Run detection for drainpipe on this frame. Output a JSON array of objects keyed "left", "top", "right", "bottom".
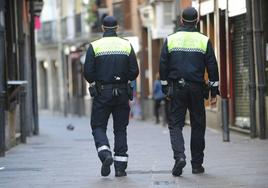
[
  {"left": 140, "top": 28, "right": 146, "bottom": 120},
  {"left": 29, "top": 0, "right": 39, "bottom": 135},
  {"left": 17, "top": 0, "right": 27, "bottom": 143},
  {"left": 253, "top": 0, "right": 266, "bottom": 139},
  {"left": 222, "top": 0, "right": 229, "bottom": 142},
  {"left": 246, "top": 0, "right": 257, "bottom": 138},
  {"left": 0, "top": 0, "right": 6, "bottom": 156},
  {"left": 147, "top": 26, "right": 153, "bottom": 99},
  {"left": 57, "top": 0, "right": 67, "bottom": 116}
]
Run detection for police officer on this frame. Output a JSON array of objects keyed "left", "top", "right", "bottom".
[
  {"left": 84, "top": 16, "right": 139, "bottom": 177},
  {"left": 159, "top": 7, "right": 219, "bottom": 176}
]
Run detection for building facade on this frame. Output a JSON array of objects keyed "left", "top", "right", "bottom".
[
  {"left": 36, "top": 0, "right": 144, "bottom": 117},
  {"left": 195, "top": 0, "right": 268, "bottom": 139},
  {"left": 36, "top": 0, "right": 91, "bottom": 116},
  {"left": 0, "top": 0, "right": 42, "bottom": 156},
  {"left": 35, "top": 0, "right": 268, "bottom": 139}
]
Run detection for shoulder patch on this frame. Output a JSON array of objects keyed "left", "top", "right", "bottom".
[
  {"left": 91, "top": 37, "right": 104, "bottom": 45},
  {"left": 119, "top": 37, "right": 129, "bottom": 41},
  {"left": 168, "top": 32, "right": 177, "bottom": 37}
]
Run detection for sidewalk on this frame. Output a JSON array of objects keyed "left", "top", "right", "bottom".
[{"left": 0, "top": 114, "right": 268, "bottom": 188}]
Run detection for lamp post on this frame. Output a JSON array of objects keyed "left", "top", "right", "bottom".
[{"left": 0, "top": 0, "right": 6, "bottom": 156}]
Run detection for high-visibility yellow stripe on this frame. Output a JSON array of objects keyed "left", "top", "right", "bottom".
[
  {"left": 167, "top": 32, "right": 208, "bottom": 54},
  {"left": 91, "top": 37, "right": 131, "bottom": 57}
]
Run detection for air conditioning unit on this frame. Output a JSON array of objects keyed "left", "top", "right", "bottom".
[
  {"left": 151, "top": 1, "right": 175, "bottom": 39},
  {"left": 139, "top": 5, "right": 154, "bottom": 27}
]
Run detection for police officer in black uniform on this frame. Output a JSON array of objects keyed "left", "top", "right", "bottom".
[
  {"left": 159, "top": 7, "right": 219, "bottom": 176},
  {"left": 84, "top": 16, "right": 139, "bottom": 177}
]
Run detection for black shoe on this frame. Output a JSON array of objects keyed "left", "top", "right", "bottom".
[
  {"left": 172, "top": 158, "right": 186, "bottom": 176},
  {"left": 192, "top": 166, "right": 205, "bottom": 174},
  {"left": 115, "top": 170, "right": 127, "bottom": 177},
  {"left": 101, "top": 156, "right": 113, "bottom": 177}
]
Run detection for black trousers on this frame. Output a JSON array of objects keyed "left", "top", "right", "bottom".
[
  {"left": 168, "top": 82, "right": 206, "bottom": 168},
  {"left": 154, "top": 98, "right": 169, "bottom": 124},
  {"left": 91, "top": 88, "right": 130, "bottom": 170}
]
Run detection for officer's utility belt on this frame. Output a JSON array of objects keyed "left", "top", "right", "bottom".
[
  {"left": 100, "top": 83, "right": 127, "bottom": 90},
  {"left": 89, "top": 82, "right": 133, "bottom": 100},
  {"left": 173, "top": 78, "right": 202, "bottom": 88},
  {"left": 172, "top": 79, "right": 210, "bottom": 99}
]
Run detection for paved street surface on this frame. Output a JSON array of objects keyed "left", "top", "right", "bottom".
[{"left": 0, "top": 114, "right": 268, "bottom": 188}]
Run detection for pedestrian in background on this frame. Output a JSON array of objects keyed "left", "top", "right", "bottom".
[
  {"left": 153, "top": 73, "right": 169, "bottom": 125},
  {"left": 84, "top": 16, "right": 139, "bottom": 177},
  {"left": 159, "top": 7, "right": 219, "bottom": 176}
]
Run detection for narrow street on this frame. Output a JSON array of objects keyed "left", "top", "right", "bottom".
[{"left": 0, "top": 114, "right": 268, "bottom": 188}]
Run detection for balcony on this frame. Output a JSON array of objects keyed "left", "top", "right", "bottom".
[
  {"left": 61, "top": 16, "right": 75, "bottom": 41},
  {"left": 37, "top": 12, "right": 90, "bottom": 44},
  {"left": 37, "top": 20, "right": 57, "bottom": 44},
  {"left": 61, "top": 12, "right": 90, "bottom": 43},
  {"left": 75, "top": 13, "right": 82, "bottom": 36}
]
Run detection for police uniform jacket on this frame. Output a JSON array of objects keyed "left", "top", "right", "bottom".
[
  {"left": 159, "top": 24, "right": 219, "bottom": 96},
  {"left": 84, "top": 30, "right": 139, "bottom": 84}
]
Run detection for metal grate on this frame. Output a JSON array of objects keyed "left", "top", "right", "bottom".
[
  {"left": 0, "top": 167, "right": 42, "bottom": 172},
  {"left": 232, "top": 14, "right": 250, "bottom": 120},
  {"left": 152, "top": 180, "right": 176, "bottom": 186},
  {"left": 127, "top": 170, "right": 171, "bottom": 174}
]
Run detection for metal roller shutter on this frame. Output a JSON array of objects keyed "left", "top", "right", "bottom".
[{"left": 231, "top": 14, "right": 250, "bottom": 129}]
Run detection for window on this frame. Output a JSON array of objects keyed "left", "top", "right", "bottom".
[{"left": 163, "top": 2, "right": 173, "bottom": 26}]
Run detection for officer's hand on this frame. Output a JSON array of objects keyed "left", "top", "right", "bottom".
[
  {"left": 211, "top": 87, "right": 220, "bottom": 97},
  {"left": 161, "top": 85, "right": 168, "bottom": 95},
  {"left": 210, "top": 97, "right": 217, "bottom": 107},
  {"left": 166, "top": 96, "right": 171, "bottom": 101}
]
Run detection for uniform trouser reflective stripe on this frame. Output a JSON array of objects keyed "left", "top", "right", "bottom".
[
  {"left": 209, "top": 81, "right": 219, "bottom": 86},
  {"left": 114, "top": 156, "right": 128, "bottom": 162},
  {"left": 97, "top": 145, "right": 110, "bottom": 152}
]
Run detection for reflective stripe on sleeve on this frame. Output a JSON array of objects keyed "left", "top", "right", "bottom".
[
  {"left": 97, "top": 145, "right": 111, "bottom": 152},
  {"left": 209, "top": 81, "right": 219, "bottom": 87},
  {"left": 161, "top": 80, "right": 168, "bottom": 85},
  {"left": 114, "top": 156, "right": 128, "bottom": 162}
]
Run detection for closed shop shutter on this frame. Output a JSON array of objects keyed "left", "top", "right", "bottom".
[{"left": 231, "top": 14, "right": 250, "bottom": 129}]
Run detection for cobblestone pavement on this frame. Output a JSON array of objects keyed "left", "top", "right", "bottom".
[{"left": 0, "top": 114, "right": 268, "bottom": 188}]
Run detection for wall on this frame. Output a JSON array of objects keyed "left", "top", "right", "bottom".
[
  {"left": 36, "top": 47, "right": 62, "bottom": 113},
  {"left": 262, "top": 0, "right": 268, "bottom": 137}
]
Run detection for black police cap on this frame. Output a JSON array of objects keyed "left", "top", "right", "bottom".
[
  {"left": 102, "top": 16, "right": 118, "bottom": 29},
  {"left": 182, "top": 7, "right": 198, "bottom": 23}
]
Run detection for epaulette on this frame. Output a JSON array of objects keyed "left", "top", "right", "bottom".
[
  {"left": 119, "top": 37, "right": 129, "bottom": 41},
  {"left": 90, "top": 37, "right": 103, "bottom": 44}
]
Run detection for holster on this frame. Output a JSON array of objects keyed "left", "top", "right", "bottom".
[
  {"left": 166, "top": 82, "right": 174, "bottom": 98},
  {"left": 127, "top": 83, "right": 133, "bottom": 101},
  {"left": 203, "top": 82, "right": 210, "bottom": 99},
  {"left": 88, "top": 83, "right": 99, "bottom": 97}
]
